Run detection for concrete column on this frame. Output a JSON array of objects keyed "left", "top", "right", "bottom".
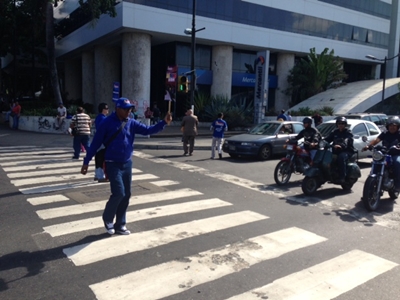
[
  {"left": 276, "top": 53, "right": 295, "bottom": 112},
  {"left": 122, "top": 32, "right": 151, "bottom": 102},
  {"left": 387, "top": 0, "right": 400, "bottom": 78},
  {"left": 211, "top": 45, "right": 233, "bottom": 99},
  {"left": 82, "top": 51, "right": 95, "bottom": 106},
  {"left": 94, "top": 46, "right": 121, "bottom": 111},
  {"left": 373, "top": 64, "right": 381, "bottom": 79},
  {"left": 64, "top": 58, "right": 81, "bottom": 102}
]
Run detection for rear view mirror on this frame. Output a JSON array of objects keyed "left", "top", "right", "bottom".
[{"left": 362, "top": 136, "right": 368, "bottom": 142}]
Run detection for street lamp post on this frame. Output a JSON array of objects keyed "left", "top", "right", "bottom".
[
  {"left": 184, "top": 0, "right": 205, "bottom": 114},
  {"left": 366, "top": 53, "right": 400, "bottom": 104}
]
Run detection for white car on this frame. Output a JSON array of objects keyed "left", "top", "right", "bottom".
[{"left": 316, "top": 119, "right": 381, "bottom": 159}]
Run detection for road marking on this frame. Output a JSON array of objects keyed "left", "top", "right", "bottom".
[
  {"left": 43, "top": 198, "right": 232, "bottom": 237},
  {"left": 11, "top": 173, "right": 157, "bottom": 187},
  {"left": 36, "top": 188, "right": 202, "bottom": 219},
  {"left": 89, "top": 227, "right": 326, "bottom": 299},
  {"left": 3, "top": 161, "right": 83, "bottom": 172},
  {"left": 0, "top": 153, "right": 73, "bottom": 161},
  {"left": 150, "top": 180, "right": 179, "bottom": 186},
  {"left": 134, "top": 151, "right": 400, "bottom": 231},
  {"left": 27, "top": 194, "right": 70, "bottom": 206},
  {"left": 0, "top": 149, "right": 71, "bottom": 157},
  {"left": 63, "top": 211, "right": 268, "bottom": 266},
  {"left": 134, "top": 152, "right": 286, "bottom": 198},
  {"left": 227, "top": 249, "right": 398, "bottom": 300},
  {"left": 6, "top": 167, "right": 142, "bottom": 179},
  {"left": 0, "top": 157, "right": 82, "bottom": 167}
]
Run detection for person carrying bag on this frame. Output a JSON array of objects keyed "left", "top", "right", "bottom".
[{"left": 95, "top": 120, "right": 127, "bottom": 182}]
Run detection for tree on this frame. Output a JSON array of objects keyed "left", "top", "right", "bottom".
[
  {"left": 0, "top": 0, "right": 117, "bottom": 105},
  {"left": 285, "top": 47, "right": 348, "bottom": 105}
]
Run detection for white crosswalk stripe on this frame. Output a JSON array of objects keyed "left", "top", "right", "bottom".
[
  {"left": 36, "top": 188, "right": 202, "bottom": 219},
  {"left": 63, "top": 211, "right": 268, "bottom": 266},
  {"left": 43, "top": 198, "right": 232, "bottom": 237},
  {"left": 89, "top": 227, "right": 326, "bottom": 300},
  {"left": 227, "top": 250, "right": 398, "bottom": 300},
  {"left": 1, "top": 146, "right": 398, "bottom": 299}
]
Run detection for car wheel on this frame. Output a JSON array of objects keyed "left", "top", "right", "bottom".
[{"left": 258, "top": 144, "right": 272, "bottom": 160}]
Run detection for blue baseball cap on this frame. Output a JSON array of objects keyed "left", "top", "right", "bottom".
[{"left": 116, "top": 97, "right": 134, "bottom": 109}]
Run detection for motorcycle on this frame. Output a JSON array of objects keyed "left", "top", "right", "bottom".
[
  {"left": 301, "top": 140, "right": 361, "bottom": 195},
  {"left": 274, "top": 139, "right": 312, "bottom": 185},
  {"left": 362, "top": 145, "right": 399, "bottom": 211}
]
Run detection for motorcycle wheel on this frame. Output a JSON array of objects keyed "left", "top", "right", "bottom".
[
  {"left": 302, "top": 176, "right": 319, "bottom": 195},
  {"left": 341, "top": 181, "right": 354, "bottom": 191},
  {"left": 388, "top": 189, "right": 399, "bottom": 200},
  {"left": 362, "top": 176, "right": 380, "bottom": 211},
  {"left": 274, "top": 161, "right": 292, "bottom": 185}
]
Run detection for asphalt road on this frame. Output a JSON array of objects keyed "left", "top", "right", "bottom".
[{"left": 1, "top": 125, "right": 400, "bottom": 300}]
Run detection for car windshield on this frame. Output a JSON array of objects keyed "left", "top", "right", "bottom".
[
  {"left": 249, "top": 122, "right": 280, "bottom": 135},
  {"left": 316, "top": 123, "right": 350, "bottom": 138}
]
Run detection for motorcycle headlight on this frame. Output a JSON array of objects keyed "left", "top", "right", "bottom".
[{"left": 372, "top": 150, "right": 384, "bottom": 161}]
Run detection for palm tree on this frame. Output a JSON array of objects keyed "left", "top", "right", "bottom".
[{"left": 285, "top": 47, "right": 348, "bottom": 104}]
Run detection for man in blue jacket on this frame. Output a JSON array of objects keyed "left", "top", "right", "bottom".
[{"left": 81, "top": 97, "right": 172, "bottom": 235}]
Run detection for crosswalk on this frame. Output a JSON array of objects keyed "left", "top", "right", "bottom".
[{"left": 1, "top": 146, "right": 398, "bottom": 299}]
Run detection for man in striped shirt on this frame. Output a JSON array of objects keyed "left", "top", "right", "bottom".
[{"left": 70, "top": 107, "right": 92, "bottom": 159}]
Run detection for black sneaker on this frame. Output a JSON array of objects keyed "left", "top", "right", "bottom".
[
  {"left": 115, "top": 226, "right": 131, "bottom": 235},
  {"left": 72, "top": 156, "right": 79, "bottom": 159},
  {"left": 219, "top": 153, "right": 222, "bottom": 159}
]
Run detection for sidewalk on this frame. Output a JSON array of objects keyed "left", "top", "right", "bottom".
[
  {"left": 132, "top": 125, "right": 246, "bottom": 150},
  {"left": 0, "top": 122, "right": 246, "bottom": 151}
]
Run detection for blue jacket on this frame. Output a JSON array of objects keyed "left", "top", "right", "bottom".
[
  {"left": 84, "top": 112, "right": 166, "bottom": 165},
  {"left": 95, "top": 113, "right": 107, "bottom": 129}
]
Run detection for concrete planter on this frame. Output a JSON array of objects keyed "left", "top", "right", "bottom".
[{"left": 6, "top": 115, "right": 73, "bottom": 134}]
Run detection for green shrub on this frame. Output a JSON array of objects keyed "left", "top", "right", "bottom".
[{"left": 203, "top": 95, "right": 253, "bottom": 128}]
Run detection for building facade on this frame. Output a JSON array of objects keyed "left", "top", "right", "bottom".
[{"left": 54, "top": 0, "right": 399, "bottom": 117}]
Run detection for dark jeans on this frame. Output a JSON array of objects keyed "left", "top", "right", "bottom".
[
  {"left": 73, "top": 135, "right": 90, "bottom": 158},
  {"left": 183, "top": 135, "right": 195, "bottom": 154},
  {"left": 12, "top": 115, "right": 19, "bottom": 129},
  {"left": 103, "top": 160, "right": 132, "bottom": 229}
]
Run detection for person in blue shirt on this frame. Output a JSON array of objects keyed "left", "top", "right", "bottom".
[
  {"left": 277, "top": 109, "right": 287, "bottom": 121},
  {"left": 81, "top": 97, "right": 172, "bottom": 235},
  {"left": 210, "top": 112, "right": 228, "bottom": 159},
  {"left": 93, "top": 103, "right": 109, "bottom": 182}
]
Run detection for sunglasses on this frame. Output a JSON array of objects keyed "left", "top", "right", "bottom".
[{"left": 337, "top": 122, "right": 346, "bottom": 125}]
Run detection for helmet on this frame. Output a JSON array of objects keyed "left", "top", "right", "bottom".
[
  {"left": 302, "top": 117, "right": 312, "bottom": 125},
  {"left": 335, "top": 116, "right": 347, "bottom": 126},
  {"left": 386, "top": 116, "right": 400, "bottom": 130}
]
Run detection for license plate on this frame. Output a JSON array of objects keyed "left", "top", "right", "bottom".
[
  {"left": 286, "top": 145, "right": 293, "bottom": 150},
  {"left": 229, "top": 145, "right": 236, "bottom": 151}
]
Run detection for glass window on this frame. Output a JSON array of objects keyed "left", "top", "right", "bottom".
[
  {"left": 369, "top": 116, "right": 381, "bottom": 125},
  {"left": 366, "top": 122, "right": 380, "bottom": 136},
  {"left": 352, "top": 123, "right": 368, "bottom": 136},
  {"left": 293, "top": 123, "right": 304, "bottom": 133}
]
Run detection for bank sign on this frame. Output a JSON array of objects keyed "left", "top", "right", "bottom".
[{"left": 253, "top": 50, "right": 270, "bottom": 124}]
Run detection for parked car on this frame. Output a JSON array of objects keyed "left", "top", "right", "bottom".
[
  {"left": 336, "top": 113, "right": 388, "bottom": 132},
  {"left": 316, "top": 119, "right": 381, "bottom": 159},
  {"left": 222, "top": 121, "right": 304, "bottom": 160}
]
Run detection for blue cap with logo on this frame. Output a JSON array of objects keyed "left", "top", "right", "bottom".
[{"left": 116, "top": 97, "right": 134, "bottom": 109}]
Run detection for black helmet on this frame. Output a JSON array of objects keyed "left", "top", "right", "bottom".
[
  {"left": 302, "top": 117, "right": 312, "bottom": 125},
  {"left": 386, "top": 116, "right": 400, "bottom": 130},
  {"left": 335, "top": 116, "right": 347, "bottom": 126}
]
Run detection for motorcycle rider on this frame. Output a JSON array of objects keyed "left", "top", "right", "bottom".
[
  {"left": 289, "top": 117, "right": 321, "bottom": 159},
  {"left": 362, "top": 116, "right": 400, "bottom": 192},
  {"left": 324, "top": 117, "right": 355, "bottom": 183}
]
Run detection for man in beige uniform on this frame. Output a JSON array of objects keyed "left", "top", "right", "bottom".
[{"left": 181, "top": 109, "right": 198, "bottom": 156}]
